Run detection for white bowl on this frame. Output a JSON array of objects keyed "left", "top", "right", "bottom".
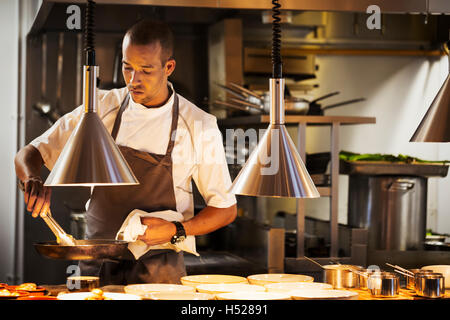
[
  {"left": 216, "top": 291, "right": 291, "bottom": 300},
  {"left": 264, "top": 282, "right": 332, "bottom": 293},
  {"left": 196, "top": 283, "right": 265, "bottom": 295},
  {"left": 289, "top": 289, "right": 359, "bottom": 300},
  {"left": 57, "top": 292, "right": 141, "bottom": 300},
  {"left": 180, "top": 275, "right": 248, "bottom": 287},
  {"left": 247, "top": 274, "right": 314, "bottom": 286},
  {"left": 145, "top": 292, "right": 214, "bottom": 300},
  {"left": 421, "top": 265, "right": 450, "bottom": 289},
  {"left": 124, "top": 284, "right": 195, "bottom": 296}
]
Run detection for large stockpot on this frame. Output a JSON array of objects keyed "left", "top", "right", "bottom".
[
  {"left": 323, "top": 265, "right": 363, "bottom": 289},
  {"left": 348, "top": 175, "right": 427, "bottom": 251}
]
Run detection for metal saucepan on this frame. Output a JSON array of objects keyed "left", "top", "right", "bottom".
[
  {"left": 323, "top": 264, "right": 363, "bottom": 289},
  {"left": 415, "top": 272, "right": 446, "bottom": 298},
  {"left": 34, "top": 239, "right": 130, "bottom": 260},
  {"left": 367, "top": 272, "right": 400, "bottom": 298}
]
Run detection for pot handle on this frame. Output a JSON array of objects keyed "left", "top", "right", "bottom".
[{"left": 387, "top": 179, "right": 415, "bottom": 191}]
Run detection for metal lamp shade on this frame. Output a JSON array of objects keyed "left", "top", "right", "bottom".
[
  {"left": 230, "top": 78, "right": 319, "bottom": 198},
  {"left": 410, "top": 73, "right": 450, "bottom": 142},
  {"left": 230, "top": 124, "right": 320, "bottom": 198},
  {"left": 44, "top": 112, "right": 139, "bottom": 186}
]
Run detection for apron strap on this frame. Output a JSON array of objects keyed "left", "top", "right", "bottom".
[{"left": 111, "top": 90, "right": 179, "bottom": 157}]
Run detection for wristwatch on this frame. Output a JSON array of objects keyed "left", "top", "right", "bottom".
[{"left": 170, "top": 221, "right": 186, "bottom": 244}]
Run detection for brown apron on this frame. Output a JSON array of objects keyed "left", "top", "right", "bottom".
[{"left": 79, "top": 92, "right": 187, "bottom": 285}]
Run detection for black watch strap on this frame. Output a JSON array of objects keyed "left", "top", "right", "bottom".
[{"left": 170, "top": 221, "right": 186, "bottom": 244}]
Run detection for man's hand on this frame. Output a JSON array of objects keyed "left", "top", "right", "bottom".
[
  {"left": 137, "top": 217, "right": 177, "bottom": 246},
  {"left": 23, "top": 176, "right": 52, "bottom": 218}
]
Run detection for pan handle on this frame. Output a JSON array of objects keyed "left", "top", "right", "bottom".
[
  {"left": 310, "top": 91, "right": 340, "bottom": 104},
  {"left": 321, "top": 98, "right": 366, "bottom": 111}
]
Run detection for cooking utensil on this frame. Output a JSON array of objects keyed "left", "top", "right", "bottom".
[
  {"left": 213, "top": 100, "right": 262, "bottom": 113},
  {"left": 415, "top": 273, "right": 446, "bottom": 298},
  {"left": 17, "top": 182, "right": 76, "bottom": 246},
  {"left": 401, "top": 269, "right": 433, "bottom": 289},
  {"left": 228, "top": 82, "right": 263, "bottom": 101},
  {"left": 41, "top": 210, "right": 77, "bottom": 246},
  {"left": 303, "top": 256, "right": 326, "bottom": 269},
  {"left": 229, "top": 97, "right": 265, "bottom": 112},
  {"left": 308, "top": 97, "right": 366, "bottom": 116},
  {"left": 34, "top": 239, "right": 130, "bottom": 260},
  {"left": 323, "top": 264, "right": 363, "bottom": 289},
  {"left": 367, "top": 272, "right": 400, "bottom": 298},
  {"left": 421, "top": 265, "right": 450, "bottom": 289},
  {"left": 385, "top": 263, "right": 414, "bottom": 276}
]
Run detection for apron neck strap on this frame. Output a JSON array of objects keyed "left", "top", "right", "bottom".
[{"left": 111, "top": 90, "right": 179, "bottom": 157}]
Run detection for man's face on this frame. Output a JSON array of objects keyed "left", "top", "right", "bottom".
[{"left": 122, "top": 36, "right": 175, "bottom": 106}]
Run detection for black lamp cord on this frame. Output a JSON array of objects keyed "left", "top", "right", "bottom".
[
  {"left": 85, "top": 0, "right": 96, "bottom": 66},
  {"left": 271, "top": 0, "right": 282, "bottom": 79}
]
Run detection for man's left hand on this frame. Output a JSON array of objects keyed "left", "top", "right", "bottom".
[{"left": 137, "top": 217, "right": 177, "bottom": 246}]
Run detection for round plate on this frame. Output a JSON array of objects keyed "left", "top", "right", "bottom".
[
  {"left": 180, "top": 275, "right": 248, "bottom": 287},
  {"left": 290, "top": 289, "right": 359, "bottom": 300},
  {"left": 145, "top": 292, "right": 214, "bottom": 300},
  {"left": 0, "top": 290, "right": 30, "bottom": 300},
  {"left": 247, "top": 274, "right": 314, "bottom": 286},
  {"left": 17, "top": 296, "right": 58, "bottom": 300},
  {"left": 57, "top": 292, "right": 141, "bottom": 300},
  {"left": 264, "top": 282, "right": 332, "bottom": 293},
  {"left": 124, "top": 284, "right": 195, "bottom": 296},
  {"left": 7, "top": 285, "right": 47, "bottom": 296},
  {"left": 216, "top": 291, "right": 291, "bottom": 300},
  {"left": 196, "top": 283, "right": 266, "bottom": 295}
]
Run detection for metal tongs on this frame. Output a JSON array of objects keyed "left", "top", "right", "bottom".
[
  {"left": 40, "top": 209, "right": 77, "bottom": 246},
  {"left": 19, "top": 181, "right": 77, "bottom": 246}
]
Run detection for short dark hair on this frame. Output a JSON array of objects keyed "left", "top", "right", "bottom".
[{"left": 124, "top": 19, "right": 174, "bottom": 65}]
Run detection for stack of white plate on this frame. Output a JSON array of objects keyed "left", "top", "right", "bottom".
[{"left": 264, "top": 282, "right": 332, "bottom": 293}]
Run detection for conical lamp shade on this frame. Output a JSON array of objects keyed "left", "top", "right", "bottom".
[
  {"left": 410, "top": 73, "right": 450, "bottom": 142},
  {"left": 44, "top": 112, "right": 139, "bottom": 186},
  {"left": 230, "top": 123, "right": 320, "bottom": 198}
]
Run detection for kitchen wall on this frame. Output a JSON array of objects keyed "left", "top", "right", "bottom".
[{"left": 265, "top": 53, "right": 449, "bottom": 235}]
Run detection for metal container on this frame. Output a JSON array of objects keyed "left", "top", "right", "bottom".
[
  {"left": 368, "top": 272, "right": 400, "bottom": 298},
  {"left": 348, "top": 175, "right": 427, "bottom": 251},
  {"left": 406, "top": 269, "right": 433, "bottom": 290},
  {"left": 415, "top": 273, "right": 446, "bottom": 298},
  {"left": 357, "top": 269, "right": 382, "bottom": 290},
  {"left": 323, "top": 265, "right": 362, "bottom": 289}
]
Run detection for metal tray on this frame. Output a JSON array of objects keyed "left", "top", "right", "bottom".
[{"left": 339, "top": 160, "right": 449, "bottom": 177}]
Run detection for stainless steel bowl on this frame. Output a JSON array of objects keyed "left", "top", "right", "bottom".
[
  {"left": 368, "top": 272, "right": 400, "bottom": 298},
  {"left": 415, "top": 273, "right": 446, "bottom": 298},
  {"left": 323, "top": 265, "right": 363, "bottom": 289}
]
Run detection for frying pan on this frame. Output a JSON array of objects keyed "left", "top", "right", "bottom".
[{"left": 34, "top": 240, "right": 130, "bottom": 260}]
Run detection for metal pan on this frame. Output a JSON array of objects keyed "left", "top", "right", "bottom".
[{"left": 34, "top": 239, "right": 130, "bottom": 260}]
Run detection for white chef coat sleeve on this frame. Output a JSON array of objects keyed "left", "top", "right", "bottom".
[
  {"left": 29, "top": 105, "right": 84, "bottom": 171},
  {"left": 192, "top": 117, "right": 237, "bottom": 208}
]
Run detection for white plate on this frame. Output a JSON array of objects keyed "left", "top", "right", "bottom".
[
  {"left": 216, "top": 291, "right": 291, "bottom": 300},
  {"left": 421, "top": 265, "right": 450, "bottom": 289},
  {"left": 196, "top": 283, "right": 265, "bottom": 295},
  {"left": 145, "top": 292, "right": 214, "bottom": 300},
  {"left": 289, "top": 289, "right": 359, "bottom": 300},
  {"left": 264, "top": 282, "right": 332, "bottom": 293},
  {"left": 247, "top": 274, "right": 314, "bottom": 286},
  {"left": 57, "top": 292, "right": 141, "bottom": 300},
  {"left": 124, "top": 284, "right": 195, "bottom": 295},
  {"left": 180, "top": 275, "right": 248, "bottom": 287}
]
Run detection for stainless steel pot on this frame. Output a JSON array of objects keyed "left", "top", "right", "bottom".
[
  {"left": 368, "top": 272, "right": 400, "bottom": 298},
  {"left": 415, "top": 273, "right": 446, "bottom": 298},
  {"left": 348, "top": 176, "right": 427, "bottom": 251},
  {"left": 406, "top": 269, "right": 433, "bottom": 290},
  {"left": 358, "top": 269, "right": 382, "bottom": 290},
  {"left": 323, "top": 265, "right": 363, "bottom": 289}
]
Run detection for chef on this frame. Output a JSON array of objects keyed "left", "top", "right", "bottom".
[{"left": 14, "top": 19, "right": 237, "bottom": 284}]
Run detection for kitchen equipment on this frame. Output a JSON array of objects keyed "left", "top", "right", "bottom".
[
  {"left": 347, "top": 175, "right": 428, "bottom": 251},
  {"left": 57, "top": 292, "right": 141, "bottom": 300},
  {"left": 145, "top": 292, "right": 214, "bottom": 300},
  {"left": 34, "top": 239, "right": 130, "bottom": 260},
  {"left": 367, "top": 272, "right": 400, "bottom": 298},
  {"left": 124, "top": 284, "right": 195, "bottom": 296},
  {"left": 195, "top": 283, "right": 265, "bottom": 295},
  {"left": 216, "top": 291, "right": 291, "bottom": 300},
  {"left": 421, "top": 265, "right": 450, "bottom": 289},
  {"left": 323, "top": 265, "right": 363, "bottom": 289},
  {"left": 264, "top": 282, "right": 332, "bottom": 293},
  {"left": 307, "top": 97, "right": 366, "bottom": 116},
  {"left": 289, "top": 289, "right": 359, "bottom": 300},
  {"left": 357, "top": 269, "right": 382, "bottom": 290},
  {"left": 415, "top": 273, "right": 446, "bottom": 298},
  {"left": 306, "top": 152, "right": 331, "bottom": 175},
  {"left": 66, "top": 276, "right": 100, "bottom": 292},
  {"left": 180, "top": 275, "right": 248, "bottom": 287},
  {"left": 247, "top": 273, "right": 314, "bottom": 286}
]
